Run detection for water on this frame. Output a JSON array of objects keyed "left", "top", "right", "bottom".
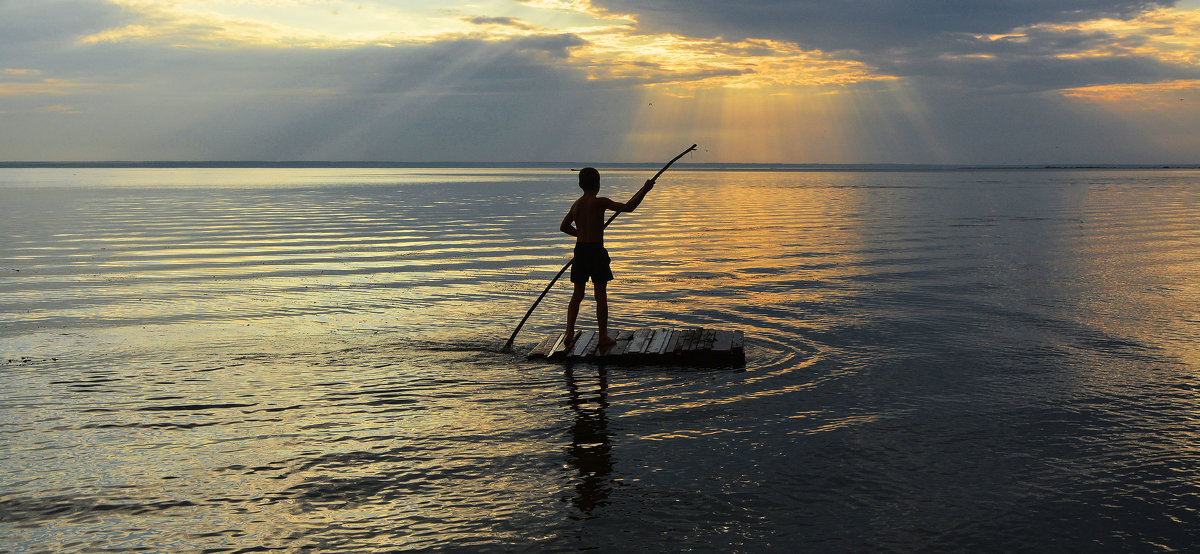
[{"left": 2, "top": 167, "right": 1198, "bottom": 551}]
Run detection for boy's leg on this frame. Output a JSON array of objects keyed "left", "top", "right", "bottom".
[
  {"left": 594, "top": 280, "right": 615, "bottom": 346},
  {"left": 566, "top": 280, "right": 586, "bottom": 342}
]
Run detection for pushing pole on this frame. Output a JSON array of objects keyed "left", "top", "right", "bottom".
[{"left": 502, "top": 144, "right": 697, "bottom": 352}]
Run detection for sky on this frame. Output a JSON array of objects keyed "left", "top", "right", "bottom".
[{"left": 2, "top": 0, "right": 1200, "bottom": 164}]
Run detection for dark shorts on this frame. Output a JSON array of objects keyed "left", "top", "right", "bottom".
[{"left": 570, "top": 242, "right": 614, "bottom": 284}]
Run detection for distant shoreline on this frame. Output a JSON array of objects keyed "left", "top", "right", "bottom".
[{"left": 1, "top": 161, "right": 1197, "bottom": 171}]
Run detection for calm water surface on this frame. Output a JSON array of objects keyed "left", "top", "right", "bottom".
[{"left": 2, "top": 167, "right": 1199, "bottom": 551}]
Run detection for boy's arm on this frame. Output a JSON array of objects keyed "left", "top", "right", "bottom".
[
  {"left": 606, "top": 179, "right": 655, "bottom": 213},
  {"left": 560, "top": 202, "right": 578, "bottom": 237}
]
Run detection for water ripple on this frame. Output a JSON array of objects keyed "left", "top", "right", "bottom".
[{"left": 2, "top": 168, "right": 1199, "bottom": 551}]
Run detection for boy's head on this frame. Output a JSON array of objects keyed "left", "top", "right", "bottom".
[{"left": 578, "top": 167, "right": 599, "bottom": 192}]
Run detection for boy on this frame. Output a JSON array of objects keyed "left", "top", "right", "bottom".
[{"left": 560, "top": 167, "right": 655, "bottom": 347}]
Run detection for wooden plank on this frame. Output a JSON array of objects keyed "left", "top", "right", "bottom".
[
  {"left": 626, "top": 328, "right": 652, "bottom": 354},
  {"left": 681, "top": 328, "right": 700, "bottom": 350},
  {"left": 582, "top": 332, "right": 601, "bottom": 357},
  {"left": 531, "top": 327, "right": 745, "bottom": 365},
  {"left": 647, "top": 328, "right": 670, "bottom": 355},
  {"left": 668, "top": 329, "right": 684, "bottom": 353},
  {"left": 570, "top": 330, "right": 597, "bottom": 358},
  {"left": 532, "top": 334, "right": 560, "bottom": 357},
  {"left": 643, "top": 328, "right": 662, "bottom": 354},
  {"left": 664, "top": 329, "right": 683, "bottom": 354},
  {"left": 712, "top": 330, "right": 735, "bottom": 352},
  {"left": 655, "top": 328, "right": 672, "bottom": 354},
  {"left": 605, "top": 330, "right": 635, "bottom": 356},
  {"left": 595, "top": 330, "right": 620, "bottom": 356},
  {"left": 527, "top": 334, "right": 552, "bottom": 358},
  {"left": 547, "top": 332, "right": 567, "bottom": 358},
  {"left": 541, "top": 334, "right": 560, "bottom": 356},
  {"left": 549, "top": 331, "right": 579, "bottom": 359},
  {"left": 623, "top": 329, "right": 643, "bottom": 354},
  {"left": 686, "top": 328, "right": 704, "bottom": 352},
  {"left": 640, "top": 328, "right": 658, "bottom": 354},
  {"left": 676, "top": 329, "right": 696, "bottom": 352}
]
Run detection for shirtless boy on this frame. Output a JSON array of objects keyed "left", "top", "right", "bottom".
[{"left": 560, "top": 167, "right": 654, "bottom": 347}]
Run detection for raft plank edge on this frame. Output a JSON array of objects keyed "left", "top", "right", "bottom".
[{"left": 527, "top": 326, "right": 745, "bottom": 367}]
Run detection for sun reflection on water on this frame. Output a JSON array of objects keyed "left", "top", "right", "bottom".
[{"left": 3, "top": 167, "right": 1200, "bottom": 551}]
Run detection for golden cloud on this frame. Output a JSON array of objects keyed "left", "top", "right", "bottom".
[
  {"left": 78, "top": 1, "right": 1200, "bottom": 96},
  {"left": 76, "top": 5, "right": 346, "bottom": 48},
  {"left": 1060, "top": 79, "right": 1200, "bottom": 104},
  {"left": 519, "top": 0, "right": 632, "bottom": 21},
  {"left": 39, "top": 104, "right": 83, "bottom": 114},
  {"left": 0, "top": 78, "right": 98, "bottom": 96},
  {"left": 569, "top": 32, "right": 896, "bottom": 91},
  {"left": 1008, "top": 7, "right": 1200, "bottom": 65},
  {"left": 70, "top": 1, "right": 897, "bottom": 92}
]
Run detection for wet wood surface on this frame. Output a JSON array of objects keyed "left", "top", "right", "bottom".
[{"left": 527, "top": 327, "right": 745, "bottom": 366}]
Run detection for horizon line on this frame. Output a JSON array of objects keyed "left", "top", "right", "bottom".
[{"left": 1, "top": 161, "right": 1197, "bottom": 171}]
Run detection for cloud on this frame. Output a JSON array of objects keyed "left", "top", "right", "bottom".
[
  {"left": 862, "top": 8, "right": 1200, "bottom": 92},
  {"left": 38, "top": 104, "right": 83, "bottom": 114},
  {"left": 72, "top": 3, "right": 355, "bottom": 48},
  {"left": 2, "top": 0, "right": 1198, "bottom": 163},
  {"left": 10, "top": 0, "right": 892, "bottom": 94},
  {"left": 590, "top": 0, "right": 1200, "bottom": 92},
  {"left": 570, "top": 34, "right": 895, "bottom": 91},
  {"left": 0, "top": 18, "right": 638, "bottom": 161},
  {"left": 593, "top": 0, "right": 1178, "bottom": 51},
  {"left": 0, "top": 0, "right": 125, "bottom": 46},
  {"left": 460, "top": 16, "right": 539, "bottom": 31},
  {"left": 0, "top": 77, "right": 100, "bottom": 97},
  {"left": 520, "top": 0, "right": 630, "bottom": 20},
  {"left": 1062, "top": 78, "right": 1200, "bottom": 102}
]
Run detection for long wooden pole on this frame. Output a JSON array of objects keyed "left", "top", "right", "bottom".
[{"left": 502, "top": 144, "right": 697, "bottom": 352}]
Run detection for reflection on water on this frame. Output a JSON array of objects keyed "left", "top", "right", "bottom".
[
  {"left": 565, "top": 366, "right": 613, "bottom": 514},
  {"left": 1, "top": 167, "right": 1199, "bottom": 551}
]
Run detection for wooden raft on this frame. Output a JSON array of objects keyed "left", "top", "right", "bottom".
[{"left": 527, "top": 327, "right": 745, "bottom": 366}]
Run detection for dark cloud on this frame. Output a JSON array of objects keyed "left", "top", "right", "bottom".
[
  {"left": 461, "top": 16, "right": 538, "bottom": 30},
  {"left": 2, "top": 1, "right": 1196, "bottom": 163},
  {"left": 510, "top": 33, "right": 589, "bottom": 59},
  {"left": 0, "top": 0, "right": 124, "bottom": 47},
  {"left": 0, "top": 30, "right": 635, "bottom": 161},
  {"left": 880, "top": 51, "right": 1200, "bottom": 94},
  {"left": 866, "top": 26, "right": 1200, "bottom": 92},
  {"left": 594, "top": 0, "right": 1191, "bottom": 90},
  {"left": 595, "top": 0, "right": 1176, "bottom": 50}
]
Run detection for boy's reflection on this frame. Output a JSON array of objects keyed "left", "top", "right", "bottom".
[{"left": 564, "top": 365, "right": 613, "bottom": 514}]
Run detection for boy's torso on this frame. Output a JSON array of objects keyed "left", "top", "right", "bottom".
[{"left": 573, "top": 194, "right": 610, "bottom": 243}]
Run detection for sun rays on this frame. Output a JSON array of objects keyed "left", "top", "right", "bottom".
[{"left": 4, "top": 0, "right": 1200, "bottom": 162}]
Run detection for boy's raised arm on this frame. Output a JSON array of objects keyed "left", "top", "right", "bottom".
[{"left": 609, "top": 179, "right": 656, "bottom": 213}]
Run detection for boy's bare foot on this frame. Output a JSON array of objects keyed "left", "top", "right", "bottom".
[
  {"left": 562, "top": 331, "right": 575, "bottom": 346},
  {"left": 598, "top": 335, "right": 617, "bottom": 347}
]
